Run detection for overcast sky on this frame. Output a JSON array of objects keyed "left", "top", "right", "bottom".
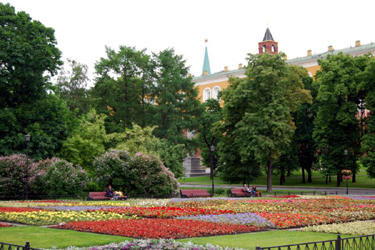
[{"left": 5, "top": 0, "right": 375, "bottom": 86}]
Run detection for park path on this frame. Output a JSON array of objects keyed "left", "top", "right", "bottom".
[{"left": 180, "top": 183, "right": 375, "bottom": 195}]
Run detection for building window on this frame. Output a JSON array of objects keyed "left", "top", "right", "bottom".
[
  {"left": 203, "top": 88, "right": 211, "bottom": 102},
  {"left": 263, "top": 45, "right": 266, "bottom": 53},
  {"left": 212, "top": 86, "right": 220, "bottom": 100},
  {"left": 272, "top": 45, "right": 275, "bottom": 52}
]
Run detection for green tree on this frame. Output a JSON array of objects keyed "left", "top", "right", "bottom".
[
  {"left": 59, "top": 109, "right": 107, "bottom": 173},
  {"left": 55, "top": 59, "right": 91, "bottom": 116},
  {"left": 152, "top": 48, "right": 202, "bottom": 149},
  {"left": 216, "top": 53, "right": 311, "bottom": 191},
  {"left": 197, "top": 99, "right": 222, "bottom": 172},
  {"left": 0, "top": 3, "right": 62, "bottom": 108},
  {"left": 93, "top": 46, "right": 154, "bottom": 132},
  {"left": 313, "top": 53, "right": 365, "bottom": 187},
  {"left": 358, "top": 55, "right": 375, "bottom": 178}
]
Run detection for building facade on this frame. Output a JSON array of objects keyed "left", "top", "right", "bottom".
[{"left": 194, "top": 28, "right": 375, "bottom": 103}]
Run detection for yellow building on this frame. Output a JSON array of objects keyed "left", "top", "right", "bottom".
[{"left": 194, "top": 29, "right": 375, "bottom": 103}]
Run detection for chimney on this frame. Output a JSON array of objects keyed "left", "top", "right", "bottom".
[
  {"left": 307, "top": 50, "right": 312, "bottom": 56},
  {"left": 328, "top": 45, "right": 333, "bottom": 52},
  {"left": 204, "top": 70, "right": 208, "bottom": 76},
  {"left": 238, "top": 63, "right": 243, "bottom": 69},
  {"left": 355, "top": 40, "right": 361, "bottom": 47},
  {"left": 224, "top": 66, "right": 228, "bottom": 72}
]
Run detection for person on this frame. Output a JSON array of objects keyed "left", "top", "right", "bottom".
[
  {"left": 242, "top": 184, "right": 251, "bottom": 196},
  {"left": 252, "top": 185, "right": 257, "bottom": 197},
  {"left": 105, "top": 185, "right": 114, "bottom": 199}
]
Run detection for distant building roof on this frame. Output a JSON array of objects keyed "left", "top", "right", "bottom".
[{"left": 263, "top": 28, "right": 274, "bottom": 41}]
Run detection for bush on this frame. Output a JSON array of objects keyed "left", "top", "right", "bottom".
[
  {"left": 32, "top": 158, "right": 88, "bottom": 196},
  {"left": 0, "top": 154, "right": 37, "bottom": 197},
  {"left": 94, "top": 150, "right": 179, "bottom": 196}
]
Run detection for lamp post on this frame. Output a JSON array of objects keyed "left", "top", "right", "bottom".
[
  {"left": 344, "top": 149, "right": 348, "bottom": 195},
  {"left": 25, "top": 133, "right": 30, "bottom": 200},
  {"left": 210, "top": 145, "right": 215, "bottom": 196}
]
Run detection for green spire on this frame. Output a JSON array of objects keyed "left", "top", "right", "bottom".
[{"left": 202, "top": 40, "right": 211, "bottom": 76}]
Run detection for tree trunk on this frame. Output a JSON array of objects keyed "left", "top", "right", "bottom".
[
  {"left": 352, "top": 172, "right": 356, "bottom": 183},
  {"left": 336, "top": 171, "right": 341, "bottom": 187},
  {"left": 267, "top": 157, "right": 273, "bottom": 192},
  {"left": 280, "top": 173, "right": 285, "bottom": 185},
  {"left": 307, "top": 168, "right": 312, "bottom": 183},
  {"left": 325, "top": 175, "right": 328, "bottom": 184},
  {"left": 329, "top": 174, "right": 331, "bottom": 182},
  {"left": 302, "top": 166, "right": 306, "bottom": 183}
]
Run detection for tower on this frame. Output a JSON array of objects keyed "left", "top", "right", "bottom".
[
  {"left": 258, "top": 28, "right": 278, "bottom": 54},
  {"left": 202, "top": 39, "right": 211, "bottom": 76}
]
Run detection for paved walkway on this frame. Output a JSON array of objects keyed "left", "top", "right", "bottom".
[{"left": 180, "top": 183, "right": 375, "bottom": 195}]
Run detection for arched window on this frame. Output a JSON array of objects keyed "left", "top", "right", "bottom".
[
  {"left": 203, "top": 88, "right": 211, "bottom": 102},
  {"left": 262, "top": 45, "right": 266, "bottom": 53},
  {"left": 271, "top": 45, "right": 275, "bottom": 52},
  {"left": 212, "top": 86, "right": 221, "bottom": 100}
]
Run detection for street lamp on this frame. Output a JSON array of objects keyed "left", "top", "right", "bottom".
[
  {"left": 25, "top": 134, "right": 30, "bottom": 200},
  {"left": 210, "top": 145, "right": 215, "bottom": 196}
]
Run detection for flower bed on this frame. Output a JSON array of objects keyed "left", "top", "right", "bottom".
[
  {"left": 0, "top": 222, "right": 11, "bottom": 227},
  {"left": 98, "top": 206, "right": 234, "bottom": 218},
  {"left": 57, "top": 218, "right": 263, "bottom": 239},
  {"left": 302, "top": 221, "right": 375, "bottom": 235},
  {"left": 0, "top": 207, "right": 44, "bottom": 213},
  {"left": 0, "top": 210, "right": 131, "bottom": 226}
]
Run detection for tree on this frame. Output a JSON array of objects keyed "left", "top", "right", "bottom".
[
  {"left": 313, "top": 53, "right": 365, "bottom": 187},
  {"left": 0, "top": 3, "right": 62, "bottom": 108},
  {"left": 93, "top": 46, "right": 154, "bottom": 132},
  {"left": 152, "top": 48, "right": 202, "bottom": 149},
  {"left": 197, "top": 99, "right": 222, "bottom": 172},
  {"left": 58, "top": 109, "right": 107, "bottom": 173},
  {"left": 216, "top": 53, "right": 311, "bottom": 191},
  {"left": 358, "top": 56, "right": 375, "bottom": 178},
  {"left": 55, "top": 59, "right": 91, "bottom": 116}
]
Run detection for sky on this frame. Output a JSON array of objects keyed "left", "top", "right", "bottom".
[{"left": 5, "top": 0, "right": 375, "bottom": 86}]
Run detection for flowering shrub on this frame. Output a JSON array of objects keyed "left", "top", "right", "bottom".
[
  {"left": 302, "top": 221, "right": 375, "bottom": 235},
  {"left": 94, "top": 150, "right": 178, "bottom": 196},
  {"left": 32, "top": 158, "right": 88, "bottom": 196},
  {"left": 57, "top": 218, "right": 263, "bottom": 239},
  {"left": 0, "top": 222, "right": 11, "bottom": 227},
  {"left": 0, "top": 154, "right": 37, "bottom": 197},
  {"left": 98, "top": 206, "right": 234, "bottom": 218}
]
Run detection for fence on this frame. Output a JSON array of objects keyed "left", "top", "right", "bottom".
[
  {"left": 0, "top": 241, "right": 40, "bottom": 250},
  {"left": 272, "top": 190, "right": 375, "bottom": 196},
  {"left": 256, "top": 234, "right": 375, "bottom": 250}
]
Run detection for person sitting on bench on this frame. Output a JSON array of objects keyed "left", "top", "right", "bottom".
[
  {"left": 252, "top": 185, "right": 257, "bottom": 197},
  {"left": 105, "top": 185, "right": 115, "bottom": 199},
  {"left": 242, "top": 184, "right": 252, "bottom": 196}
]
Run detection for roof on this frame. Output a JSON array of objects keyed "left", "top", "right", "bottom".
[
  {"left": 202, "top": 47, "right": 211, "bottom": 75},
  {"left": 263, "top": 28, "right": 274, "bottom": 41}
]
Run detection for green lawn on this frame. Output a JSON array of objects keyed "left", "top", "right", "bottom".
[
  {"left": 179, "top": 230, "right": 351, "bottom": 250},
  {"left": 0, "top": 226, "right": 131, "bottom": 249},
  {"left": 0, "top": 226, "right": 351, "bottom": 250},
  {"left": 179, "top": 170, "right": 375, "bottom": 189}
]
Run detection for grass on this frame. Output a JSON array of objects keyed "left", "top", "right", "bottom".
[
  {"left": 179, "top": 170, "right": 375, "bottom": 189},
  {"left": 178, "top": 230, "right": 352, "bottom": 250},
  {"left": 0, "top": 226, "right": 131, "bottom": 249},
  {"left": 0, "top": 226, "right": 352, "bottom": 249}
]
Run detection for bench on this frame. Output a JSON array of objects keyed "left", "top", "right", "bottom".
[
  {"left": 180, "top": 189, "right": 212, "bottom": 198},
  {"left": 230, "top": 188, "right": 262, "bottom": 197},
  {"left": 88, "top": 192, "right": 127, "bottom": 200}
]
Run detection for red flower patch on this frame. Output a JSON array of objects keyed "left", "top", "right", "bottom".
[
  {"left": 57, "top": 218, "right": 262, "bottom": 238},
  {"left": 0, "top": 207, "right": 44, "bottom": 213},
  {"left": 0, "top": 222, "right": 11, "bottom": 227},
  {"left": 256, "top": 212, "right": 337, "bottom": 228},
  {"left": 96, "top": 206, "right": 234, "bottom": 218}
]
